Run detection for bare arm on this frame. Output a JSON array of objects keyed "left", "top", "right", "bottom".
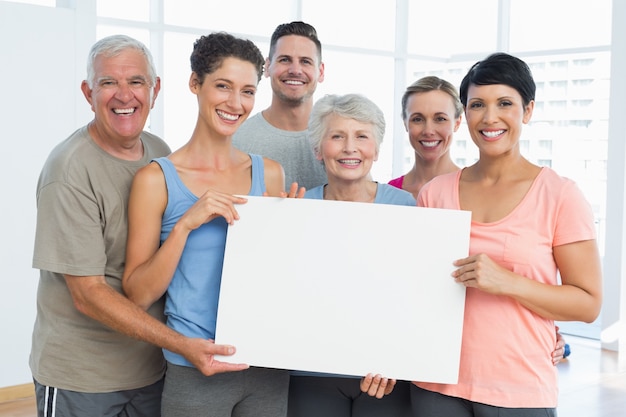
[
  {"left": 263, "top": 157, "right": 287, "bottom": 197},
  {"left": 123, "top": 163, "right": 247, "bottom": 309},
  {"left": 65, "top": 274, "right": 247, "bottom": 375},
  {"left": 452, "top": 239, "right": 602, "bottom": 323}
]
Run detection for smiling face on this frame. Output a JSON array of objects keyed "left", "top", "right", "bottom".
[
  {"left": 464, "top": 83, "right": 534, "bottom": 158},
  {"left": 81, "top": 48, "right": 159, "bottom": 144},
  {"left": 265, "top": 35, "right": 324, "bottom": 106},
  {"left": 316, "top": 114, "right": 378, "bottom": 183},
  {"left": 404, "top": 90, "right": 461, "bottom": 165},
  {"left": 190, "top": 56, "right": 259, "bottom": 138}
]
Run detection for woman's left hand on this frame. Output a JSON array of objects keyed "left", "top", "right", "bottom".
[{"left": 360, "top": 373, "right": 396, "bottom": 399}]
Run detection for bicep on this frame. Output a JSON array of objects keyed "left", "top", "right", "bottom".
[
  {"left": 124, "top": 164, "right": 168, "bottom": 280},
  {"left": 554, "top": 239, "right": 602, "bottom": 307}
]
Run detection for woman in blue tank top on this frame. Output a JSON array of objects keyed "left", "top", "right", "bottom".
[{"left": 122, "top": 32, "right": 289, "bottom": 417}]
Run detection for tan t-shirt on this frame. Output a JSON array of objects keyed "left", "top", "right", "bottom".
[{"left": 31, "top": 125, "right": 171, "bottom": 392}]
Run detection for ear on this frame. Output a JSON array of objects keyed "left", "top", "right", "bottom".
[
  {"left": 522, "top": 100, "right": 535, "bottom": 124},
  {"left": 150, "top": 76, "right": 161, "bottom": 109},
  {"left": 453, "top": 115, "right": 462, "bottom": 132},
  {"left": 264, "top": 58, "right": 271, "bottom": 78},
  {"left": 189, "top": 72, "right": 200, "bottom": 93},
  {"left": 80, "top": 80, "right": 95, "bottom": 112},
  {"left": 313, "top": 142, "right": 325, "bottom": 163},
  {"left": 317, "top": 61, "right": 325, "bottom": 83}
]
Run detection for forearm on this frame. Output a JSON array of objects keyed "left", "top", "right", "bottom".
[
  {"left": 505, "top": 273, "right": 602, "bottom": 322},
  {"left": 69, "top": 276, "right": 191, "bottom": 353}
]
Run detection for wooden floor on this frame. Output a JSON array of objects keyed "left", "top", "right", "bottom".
[{"left": 1, "top": 336, "right": 624, "bottom": 417}]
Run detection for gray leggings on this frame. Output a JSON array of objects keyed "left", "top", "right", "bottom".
[
  {"left": 287, "top": 375, "right": 412, "bottom": 417},
  {"left": 410, "top": 385, "right": 557, "bottom": 417},
  {"left": 161, "top": 363, "right": 289, "bottom": 417}
]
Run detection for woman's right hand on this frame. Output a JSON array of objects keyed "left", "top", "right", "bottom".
[{"left": 180, "top": 190, "right": 248, "bottom": 230}]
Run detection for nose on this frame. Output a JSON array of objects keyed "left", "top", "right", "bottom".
[
  {"left": 226, "top": 91, "right": 243, "bottom": 110},
  {"left": 114, "top": 81, "right": 134, "bottom": 102},
  {"left": 423, "top": 119, "right": 435, "bottom": 135},
  {"left": 343, "top": 136, "right": 357, "bottom": 153},
  {"left": 482, "top": 104, "right": 498, "bottom": 123},
  {"left": 288, "top": 61, "right": 302, "bottom": 75}
]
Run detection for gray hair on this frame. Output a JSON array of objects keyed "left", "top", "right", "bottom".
[
  {"left": 309, "top": 94, "right": 385, "bottom": 156},
  {"left": 85, "top": 35, "right": 157, "bottom": 88}
]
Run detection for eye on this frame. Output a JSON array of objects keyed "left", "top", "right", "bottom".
[
  {"left": 499, "top": 100, "right": 513, "bottom": 107},
  {"left": 469, "top": 101, "right": 483, "bottom": 109},
  {"left": 410, "top": 116, "right": 423, "bottom": 123},
  {"left": 100, "top": 80, "right": 116, "bottom": 87},
  {"left": 216, "top": 83, "right": 230, "bottom": 90},
  {"left": 243, "top": 89, "right": 256, "bottom": 96},
  {"left": 301, "top": 59, "right": 313, "bottom": 66},
  {"left": 130, "top": 79, "right": 147, "bottom": 87},
  {"left": 435, "top": 116, "right": 448, "bottom": 123}
]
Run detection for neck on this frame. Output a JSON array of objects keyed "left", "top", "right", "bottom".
[
  {"left": 403, "top": 154, "right": 458, "bottom": 197},
  {"left": 323, "top": 178, "right": 377, "bottom": 203},
  {"left": 87, "top": 121, "right": 143, "bottom": 161},
  {"left": 262, "top": 97, "right": 313, "bottom": 131},
  {"left": 410, "top": 155, "right": 458, "bottom": 182}
]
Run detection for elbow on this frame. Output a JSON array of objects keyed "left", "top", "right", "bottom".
[
  {"left": 123, "top": 288, "right": 152, "bottom": 311},
  {"left": 72, "top": 297, "right": 91, "bottom": 317},
  {"left": 581, "top": 294, "right": 603, "bottom": 323},
  {"left": 582, "top": 304, "right": 602, "bottom": 324}
]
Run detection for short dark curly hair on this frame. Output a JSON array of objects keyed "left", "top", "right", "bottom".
[{"left": 190, "top": 32, "right": 264, "bottom": 83}]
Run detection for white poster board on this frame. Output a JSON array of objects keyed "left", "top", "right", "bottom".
[{"left": 215, "top": 196, "right": 470, "bottom": 383}]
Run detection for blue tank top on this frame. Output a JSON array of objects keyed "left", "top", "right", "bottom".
[{"left": 153, "top": 154, "right": 266, "bottom": 367}]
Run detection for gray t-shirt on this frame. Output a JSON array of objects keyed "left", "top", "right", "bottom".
[
  {"left": 31, "top": 125, "right": 171, "bottom": 392},
  {"left": 233, "top": 112, "right": 327, "bottom": 190}
]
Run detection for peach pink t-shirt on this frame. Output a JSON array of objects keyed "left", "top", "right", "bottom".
[{"left": 416, "top": 167, "right": 596, "bottom": 408}]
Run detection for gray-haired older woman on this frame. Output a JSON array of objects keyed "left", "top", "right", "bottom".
[{"left": 287, "top": 93, "right": 415, "bottom": 417}]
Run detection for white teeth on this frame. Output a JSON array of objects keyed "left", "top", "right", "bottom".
[
  {"left": 421, "top": 141, "right": 440, "bottom": 148},
  {"left": 217, "top": 110, "right": 239, "bottom": 121},
  {"left": 338, "top": 159, "right": 360, "bottom": 165},
  {"left": 284, "top": 80, "right": 304, "bottom": 85},
  {"left": 482, "top": 130, "right": 505, "bottom": 138},
  {"left": 113, "top": 108, "right": 135, "bottom": 114}
]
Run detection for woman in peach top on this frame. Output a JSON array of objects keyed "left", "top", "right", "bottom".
[{"left": 413, "top": 54, "right": 602, "bottom": 416}]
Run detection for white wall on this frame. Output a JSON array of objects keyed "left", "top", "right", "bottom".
[{"left": 0, "top": 2, "right": 92, "bottom": 387}]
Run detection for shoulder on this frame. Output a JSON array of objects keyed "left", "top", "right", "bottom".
[
  {"left": 533, "top": 167, "right": 590, "bottom": 210},
  {"left": 376, "top": 183, "right": 416, "bottom": 206},
  {"left": 141, "top": 131, "right": 171, "bottom": 156},
  {"left": 38, "top": 126, "right": 102, "bottom": 185},
  {"left": 261, "top": 155, "right": 284, "bottom": 175},
  {"left": 134, "top": 160, "right": 166, "bottom": 186},
  {"left": 304, "top": 185, "right": 324, "bottom": 200}
]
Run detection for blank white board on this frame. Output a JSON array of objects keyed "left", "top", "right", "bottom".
[{"left": 215, "top": 196, "right": 470, "bottom": 383}]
